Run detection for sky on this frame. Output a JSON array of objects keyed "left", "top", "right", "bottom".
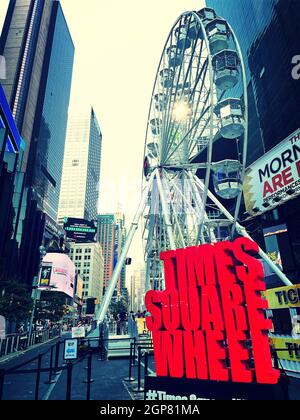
[{"left": 0, "top": 0, "right": 205, "bottom": 281}]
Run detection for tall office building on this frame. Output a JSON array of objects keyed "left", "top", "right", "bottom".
[
  {"left": 0, "top": 0, "right": 74, "bottom": 285},
  {"left": 97, "top": 214, "right": 116, "bottom": 294},
  {"left": 115, "top": 212, "right": 127, "bottom": 291},
  {"left": 97, "top": 213, "right": 127, "bottom": 295},
  {"left": 206, "top": 0, "right": 300, "bottom": 163},
  {"left": 58, "top": 109, "right": 102, "bottom": 224},
  {"left": 206, "top": 1, "right": 300, "bottom": 285}
]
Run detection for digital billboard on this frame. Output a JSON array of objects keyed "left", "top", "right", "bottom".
[
  {"left": 63, "top": 218, "right": 97, "bottom": 243},
  {"left": 38, "top": 253, "right": 75, "bottom": 298}
]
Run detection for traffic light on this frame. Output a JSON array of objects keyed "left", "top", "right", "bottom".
[{"left": 86, "top": 298, "right": 96, "bottom": 315}]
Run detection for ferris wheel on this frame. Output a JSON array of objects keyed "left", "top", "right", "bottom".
[
  {"left": 142, "top": 8, "right": 249, "bottom": 291},
  {"left": 95, "top": 8, "right": 292, "bottom": 325}
]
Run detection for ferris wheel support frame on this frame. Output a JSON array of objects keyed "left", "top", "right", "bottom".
[
  {"left": 94, "top": 170, "right": 155, "bottom": 325},
  {"left": 95, "top": 169, "right": 292, "bottom": 325},
  {"left": 193, "top": 175, "right": 293, "bottom": 287},
  {"left": 95, "top": 168, "right": 176, "bottom": 325}
]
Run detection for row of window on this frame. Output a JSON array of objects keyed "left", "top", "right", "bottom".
[{"left": 71, "top": 248, "right": 92, "bottom": 254}]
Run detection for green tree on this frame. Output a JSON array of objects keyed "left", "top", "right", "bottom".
[
  {"left": 35, "top": 292, "right": 66, "bottom": 323},
  {"left": 0, "top": 281, "right": 33, "bottom": 325}
]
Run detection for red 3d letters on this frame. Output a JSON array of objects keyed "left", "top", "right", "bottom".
[{"left": 145, "top": 237, "right": 280, "bottom": 385}]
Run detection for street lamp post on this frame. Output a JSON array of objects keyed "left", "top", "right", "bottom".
[{"left": 28, "top": 245, "right": 47, "bottom": 340}]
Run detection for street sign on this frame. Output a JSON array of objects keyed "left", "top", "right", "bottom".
[
  {"left": 64, "top": 339, "right": 78, "bottom": 360},
  {"left": 72, "top": 326, "right": 85, "bottom": 339}
]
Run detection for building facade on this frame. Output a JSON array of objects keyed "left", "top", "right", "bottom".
[
  {"left": 206, "top": 0, "right": 300, "bottom": 288},
  {"left": 114, "top": 212, "right": 127, "bottom": 291},
  {"left": 0, "top": 0, "right": 74, "bottom": 285},
  {"left": 97, "top": 214, "right": 116, "bottom": 294},
  {"left": 130, "top": 268, "right": 146, "bottom": 313},
  {"left": 0, "top": 83, "right": 23, "bottom": 271},
  {"left": 69, "top": 242, "right": 104, "bottom": 317},
  {"left": 58, "top": 108, "right": 102, "bottom": 224},
  {"left": 97, "top": 213, "right": 127, "bottom": 296}
]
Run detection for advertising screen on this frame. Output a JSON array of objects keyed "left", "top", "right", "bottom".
[
  {"left": 243, "top": 128, "right": 300, "bottom": 216},
  {"left": 64, "top": 217, "right": 97, "bottom": 243},
  {"left": 39, "top": 253, "right": 75, "bottom": 298}
]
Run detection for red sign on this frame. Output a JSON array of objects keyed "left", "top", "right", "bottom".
[{"left": 145, "top": 238, "right": 280, "bottom": 385}]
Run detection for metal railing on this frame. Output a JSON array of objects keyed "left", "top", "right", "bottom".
[
  {"left": 0, "top": 335, "right": 144, "bottom": 400},
  {"left": 0, "top": 329, "right": 61, "bottom": 359}
]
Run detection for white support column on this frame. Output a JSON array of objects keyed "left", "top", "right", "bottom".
[
  {"left": 193, "top": 175, "right": 293, "bottom": 287},
  {"left": 155, "top": 169, "right": 176, "bottom": 250},
  {"left": 95, "top": 170, "right": 157, "bottom": 325}
]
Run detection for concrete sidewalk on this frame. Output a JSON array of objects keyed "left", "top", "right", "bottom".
[{"left": 48, "top": 355, "right": 132, "bottom": 400}]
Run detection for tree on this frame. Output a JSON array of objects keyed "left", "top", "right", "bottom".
[
  {"left": 0, "top": 281, "right": 33, "bottom": 327},
  {"left": 35, "top": 292, "right": 66, "bottom": 323}
]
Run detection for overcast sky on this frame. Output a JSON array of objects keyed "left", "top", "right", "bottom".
[{"left": 0, "top": 0, "right": 205, "bottom": 280}]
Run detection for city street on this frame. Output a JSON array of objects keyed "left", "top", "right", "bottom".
[
  {"left": 1, "top": 0, "right": 300, "bottom": 402},
  {"left": 0, "top": 334, "right": 156, "bottom": 400}
]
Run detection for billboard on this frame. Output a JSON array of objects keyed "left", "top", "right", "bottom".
[
  {"left": 74, "top": 275, "right": 83, "bottom": 305},
  {"left": 263, "top": 284, "right": 300, "bottom": 309},
  {"left": 38, "top": 253, "right": 75, "bottom": 298},
  {"left": 145, "top": 238, "right": 280, "bottom": 385},
  {"left": 243, "top": 128, "right": 300, "bottom": 216},
  {"left": 75, "top": 275, "right": 83, "bottom": 300},
  {"left": 39, "top": 263, "right": 53, "bottom": 287},
  {"left": 64, "top": 218, "right": 97, "bottom": 243}
]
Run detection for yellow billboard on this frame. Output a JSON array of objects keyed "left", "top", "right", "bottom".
[
  {"left": 269, "top": 337, "right": 300, "bottom": 362},
  {"left": 263, "top": 284, "right": 300, "bottom": 309},
  {"left": 137, "top": 318, "right": 148, "bottom": 335}
]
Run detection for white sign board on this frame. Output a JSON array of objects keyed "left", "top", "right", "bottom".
[
  {"left": 64, "top": 339, "right": 78, "bottom": 360},
  {"left": 72, "top": 327, "right": 85, "bottom": 339},
  {"left": 0, "top": 315, "right": 6, "bottom": 340},
  {"left": 244, "top": 128, "right": 300, "bottom": 216}
]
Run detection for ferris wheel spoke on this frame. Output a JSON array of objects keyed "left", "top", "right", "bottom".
[
  {"left": 160, "top": 19, "right": 188, "bottom": 160},
  {"left": 164, "top": 57, "right": 209, "bottom": 162},
  {"left": 164, "top": 48, "right": 207, "bottom": 162},
  {"left": 166, "top": 102, "right": 211, "bottom": 163},
  {"left": 161, "top": 19, "right": 198, "bottom": 162}
]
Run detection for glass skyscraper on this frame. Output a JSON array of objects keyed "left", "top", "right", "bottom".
[
  {"left": 0, "top": 0, "right": 74, "bottom": 285},
  {"left": 58, "top": 108, "right": 102, "bottom": 224},
  {"left": 206, "top": 0, "right": 300, "bottom": 284}
]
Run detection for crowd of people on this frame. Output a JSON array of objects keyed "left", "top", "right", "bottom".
[{"left": 105, "top": 310, "right": 147, "bottom": 335}]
